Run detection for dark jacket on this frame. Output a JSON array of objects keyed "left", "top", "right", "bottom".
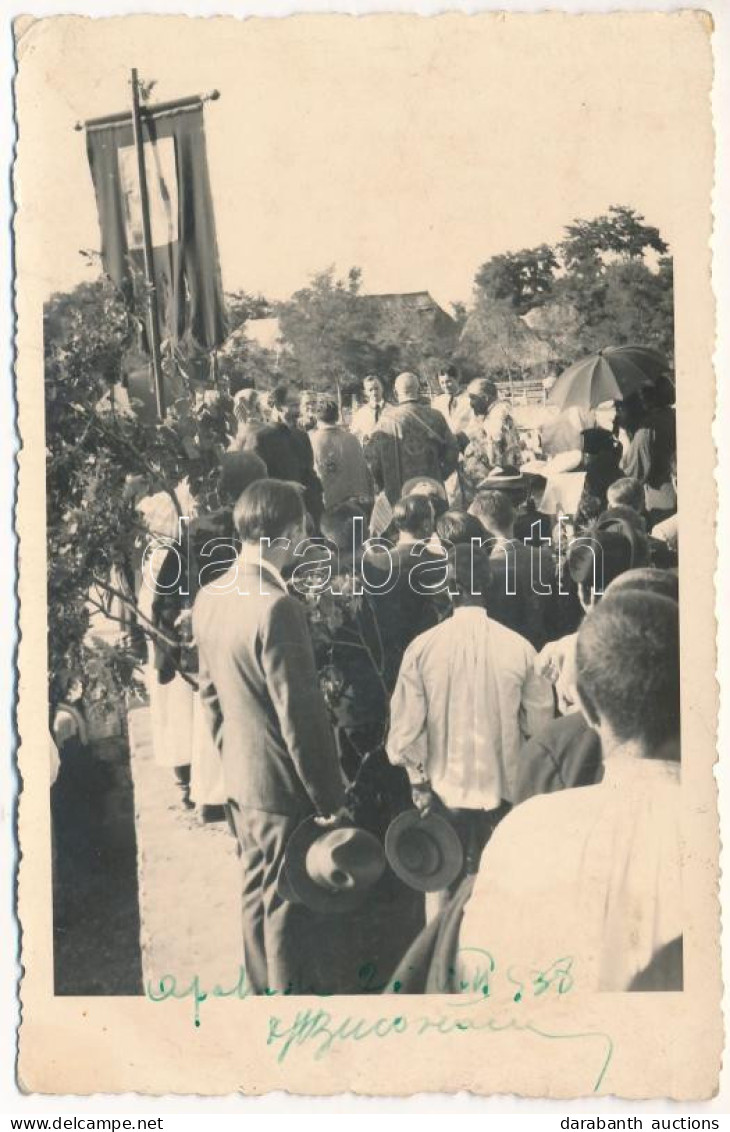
[
  {"left": 364, "top": 542, "right": 447, "bottom": 668},
  {"left": 386, "top": 875, "right": 476, "bottom": 994},
  {"left": 485, "top": 539, "right": 553, "bottom": 651},
  {"left": 243, "top": 423, "right": 324, "bottom": 523},
  {"left": 193, "top": 561, "right": 346, "bottom": 817},
  {"left": 513, "top": 712, "right": 603, "bottom": 805},
  {"left": 622, "top": 407, "right": 676, "bottom": 490}
]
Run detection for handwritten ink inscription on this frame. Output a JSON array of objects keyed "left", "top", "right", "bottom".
[{"left": 145, "top": 950, "right": 613, "bottom": 1092}]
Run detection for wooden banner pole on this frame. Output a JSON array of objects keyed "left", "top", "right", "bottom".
[{"left": 130, "top": 68, "right": 166, "bottom": 420}]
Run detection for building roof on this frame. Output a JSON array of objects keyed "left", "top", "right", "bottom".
[{"left": 363, "top": 291, "right": 455, "bottom": 323}]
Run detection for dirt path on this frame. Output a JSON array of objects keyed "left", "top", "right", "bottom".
[{"left": 127, "top": 707, "right": 243, "bottom": 992}]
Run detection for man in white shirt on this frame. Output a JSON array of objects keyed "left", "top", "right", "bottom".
[
  {"left": 386, "top": 543, "right": 554, "bottom": 913},
  {"left": 350, "top": 375, "right": 386, "bottom": 444},
  {"left": 458, "top": 589, "right": 682, "bottom": 994},
  {"left": 431, "top": 364, "right": 473, "bottom": 435}
]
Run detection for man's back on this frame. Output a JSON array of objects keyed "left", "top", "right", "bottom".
[
  {"left": 310, "top": 425, "right": 371, "bottom": 508},
  {"left": 389, "top": 608, "right": 553, "bottom": 805},
  {"left": 486, "top": 538, "right": 552, "bottom": 650},
  {"left": 241, "top": 422, "right": 297, "bottom": 479},
  {"left": 370, "top": 402, "right": 458, "bottom": 503},
  {"left": 193, "top": 562, "right": 344, "bottom": 817},
  {"left": 459, "top": 757, "right": 682, "bottom": 991}
]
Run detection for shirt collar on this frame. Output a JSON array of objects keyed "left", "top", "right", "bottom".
[
  {"left": 239, "top": 548, "right": 288, "bottom": 592},
  {"left": 602, "top": 756, "right": 680, "bottom": 788}
]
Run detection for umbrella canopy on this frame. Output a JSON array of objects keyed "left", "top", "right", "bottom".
[{"left": 548, "top": 345, "right": 670, "bottom": 412}]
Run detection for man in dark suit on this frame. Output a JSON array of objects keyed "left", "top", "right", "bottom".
[
  {"left": 242, "top": 384, "right": 324, "bottom": 526},
  {"left": 193, "top": 479, "right": 347, "bottom": 994}
]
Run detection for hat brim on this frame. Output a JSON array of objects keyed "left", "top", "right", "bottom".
[
  {"left": 283, "top": 816, "right": 382, "bottom": 915},
  {"left": 384, "top": 809, "right": 464, "bottom": 893},
  {"left": 476, "top": 476, "right": 527, "bottom": 493}
]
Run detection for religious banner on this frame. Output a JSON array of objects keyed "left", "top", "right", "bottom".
[{"left": 85, "top": 98, "right": 227, "bottom": 353}]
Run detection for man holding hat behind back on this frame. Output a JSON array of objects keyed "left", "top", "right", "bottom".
[
  {"left": 193, "top": 479, "right": 349, "bottom": 994},
  {"left": 386, "top": 543, "right": 554, "bottom": 918}
]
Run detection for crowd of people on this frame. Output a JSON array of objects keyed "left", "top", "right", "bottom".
[{"left": 101, "top": 361, "right": 683, "bottom": 995}]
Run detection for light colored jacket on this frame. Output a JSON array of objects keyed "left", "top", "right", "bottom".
[{"left": 310, "top": 423, "right": 372, "bottom": 508}]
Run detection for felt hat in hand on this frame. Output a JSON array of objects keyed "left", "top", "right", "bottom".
[
  {"left": 280, "top": 817, "right": 386, "bottom": 914},
  {"left": 384, "top": 809, "right": 464, "bottom": 893}
]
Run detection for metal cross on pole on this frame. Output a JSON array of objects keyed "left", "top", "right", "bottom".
[{"left": 130, "top": 68, "right": 166, "bottom": 421}]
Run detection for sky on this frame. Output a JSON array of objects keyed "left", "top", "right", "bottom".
[{"left": 17, "top": 13, "right": 709, "bottom": 311}]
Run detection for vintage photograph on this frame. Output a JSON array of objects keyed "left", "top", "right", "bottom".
[{"left": 15, "top": 11, "right": 720, "bottom": 1098}]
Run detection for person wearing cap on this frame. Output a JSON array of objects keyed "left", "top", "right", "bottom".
[
  {"left": 386, "top": 543, "right": 554, "bottom": 918},
  {"left": 193, "top": 479, "right": 348, "bottom": 993},
  {"left": 368, "top": 372, "right": 459, "bottom": 505},
  {"left": 432, "top": 364, "right": 473, "bottom": 435},
  {"left": 309, "top": 398, "right": 373, "bottom": 510},
  {"left": 350, "top": 375, "right": 386, "bottom": 445},
  {"left": 459, "top": 589, "right": 682, "bottom": 992}
]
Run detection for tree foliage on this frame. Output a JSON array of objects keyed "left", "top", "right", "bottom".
[
  {"left": 45, "top": 277, "right": 233, "bottom": 716},
  {"left": 276, "top": 267, "right": 383, "bottom": 390},
  {"left": 474, "top": 243, "right": 559, "bottom": 315},
  {"left": 468, "top": 205, "right": 674, "bottom": 379}
]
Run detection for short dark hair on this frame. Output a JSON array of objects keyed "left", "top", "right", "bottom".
[
  {"left": 320, "top": 502, "right": 366, "bottom": 553},
  {"left": 568, "top": 530, "right": 639, "bottom": 598},
  {"left": 233, "top": 478, "right": 305, "bottom": 542},
  {"left": 607, "top": 477, "right": 644, "bottom": 513},
  {"left": 317, "top": 398, "right": 339, "bottom": 425},
  {"left": 576, "top": 591, "right": 680, "bottom": 751},
  {"left": 436, "top": 510, "right": 485, "bottom": 547},
  {"left": 392, "top": 495, "right": 434, "bottom": 537},
  {"left": 470, "top": 490, "right": 514, "bottom": 535},
  {"left": 605, "top": 567, "right": 679, "bottom": 603},
  {"left": 269, "top": 383, "right": 290, "bottom": 410},
  {"left": 219, "top": 451, "right": 268, "bottom": 505},
  {"left": 439, "top": 364, "right": 458, "bottom": 379}
]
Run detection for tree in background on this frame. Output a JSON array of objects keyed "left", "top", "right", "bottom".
[
  {"left": 277, "top": 267, "right": 383, "bottom": 391},
  {"left": 45, "top": 277, "right": 232, "bottom": 718},
  {"left": 463, "top": 205, "right": 674, "bottom": 380},
  {"left": 474, "top": 243, "right": 558, "bottom": 315}
]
